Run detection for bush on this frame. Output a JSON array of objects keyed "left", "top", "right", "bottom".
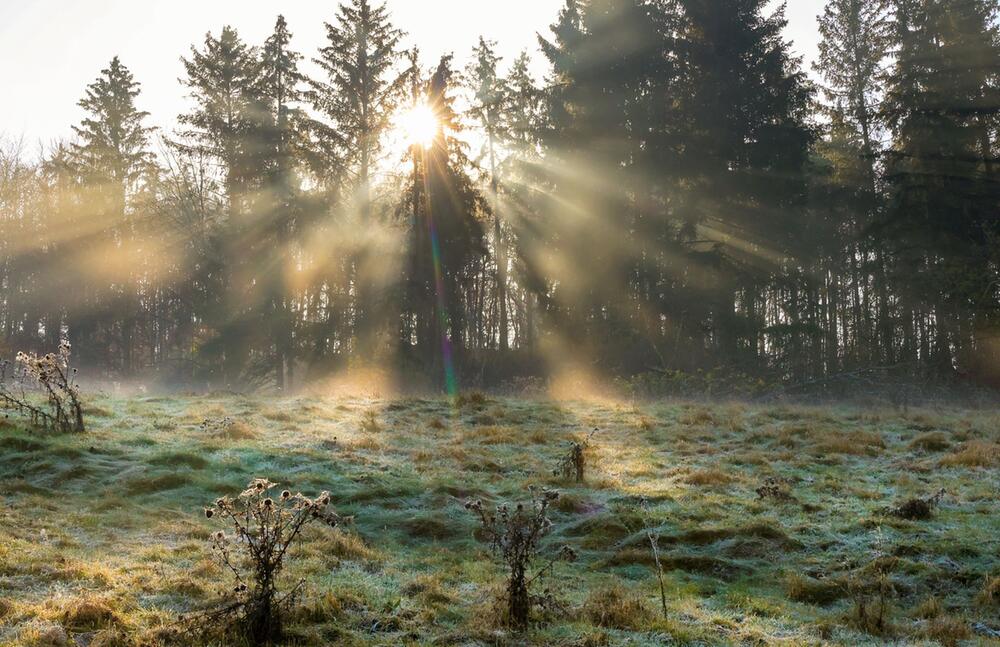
[
  {"left": 186, "top": 478, "right": 347, "bottom": 645},
  {"left": 465, "top": 487, "right": 577, "bottom": 629},
  {"left": 0, "top": 340, "right": 84, "bottom": 433}
]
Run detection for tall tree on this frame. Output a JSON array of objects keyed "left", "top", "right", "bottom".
[
  {"left": 70, "top": 56, "right": 155, "bottom": 375},
  {"left": 312, "top": 0, "right": 407, "bottom": 358},
  {"left": 255, "top": 15, "right": 309, "bottom": 389},
  {"left": 403, "top": 55, "right": 486, "bottom": 389},
  {"left": 466, "top": 37, "right": 510, "bottom": 351},
  {"left": 815, "top": 0, "right": 894, "bottom": 367},
  {"left": 178, "top": 26, "right": 262, "bottom": 384},
  {"left": 881, "top": 0, "right": 1000, "bottom": 376}
]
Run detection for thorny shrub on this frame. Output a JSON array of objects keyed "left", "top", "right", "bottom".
[
  {"left": 553, "top": 429, "right": 597, "bottom": 482},
  {"left": 0, "top": 340, "right": 84, "bottom": 433},
  {"left": 184, "top": 478, "right": 347, "bottom": 645},
  {"left": 465, "top": 487, "right": 577, "bottom": 629}
]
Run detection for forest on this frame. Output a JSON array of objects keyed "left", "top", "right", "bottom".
[
  {"left": 1, "top": 1, "right": 999, "bottom": 646},
  {"left": 0, "top": 0, "right": 997, "bottom": 395}
]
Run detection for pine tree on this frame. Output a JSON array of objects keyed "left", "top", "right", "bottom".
[
  {"left": 312, "top": 0, "right": 407, "bottom": 358},
  {"left": 403, "top": 55, "right": 486, "bottom": 388},
  {"left": 71, "top": 56, "right": 155, "bottom": 375},
  {"left": 178, "top": 26, "right": 262, "bottom": 384},
  {"left": 256, "top": 15, "right": 309, "bottom": 389},
  {"left": 673, "top": 0, "right": 814, "bottom": 374},
  {"left": 815, "top": 0, "right": 894, "bottom": 367},
  {"left": 882, "top": 0, "right": 1000, "bottom": 375},
  {"left": 466, "top": 37, "right": 510, "bottom": 351}
]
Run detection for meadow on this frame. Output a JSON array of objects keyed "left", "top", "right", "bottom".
[{"left": 0, "top": 393, "right": 998, "bottom": 646}]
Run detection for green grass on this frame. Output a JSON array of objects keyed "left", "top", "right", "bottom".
[{"left": 0, "top": 395, "right": 998, "bottom": 645}]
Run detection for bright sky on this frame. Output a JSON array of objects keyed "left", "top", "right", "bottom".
[{"left": 0, "top": 1, "right": 824, "bottom": 147}]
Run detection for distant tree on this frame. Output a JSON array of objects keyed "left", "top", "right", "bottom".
[
  {"left": 402, "top": 56, "right": 487, "bottom": 388},
  {"left": 881, "top": 0, "right": 1000, "bottom": 375},
  {"left": 466, "top": 37, "right": 511, "bottom": 351},
  {"left": 178, "top": 26, "right": 262, "bottom": 384},
  {"left": 815, "top": 0, "right": 894, "bottom": 367},
  {"left": 254, "top": 15, "right": 309, "bottom": 389},
  {"left": 673, "top": 0, "right": 815, "bottom": 375},
  {"left": 70, "top": 57, "right": 156, "bottom": 375},
  {"left": 312, "top": 0, "right": 407, "bottom": 358}
]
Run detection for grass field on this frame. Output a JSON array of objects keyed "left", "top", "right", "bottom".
[{"left": 0, "top": 393, "right": 998, "bottom": 646}]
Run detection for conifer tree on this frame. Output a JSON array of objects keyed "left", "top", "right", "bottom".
[
  {"left": 882, "top": 0, "right": 1000, "bottom": 373},
  {"left": 71, "top": 56, "right": 155, "bottom": 374},
  {"left": 178, "top": 26, "right": 262, "bottom": 384},
  {"left": 312, "top": 0, "right": 407, "bottom": 358},
  {"left": 467, "top": 37, "right": 510, "bottom": 351},
  {"left": 256, "top": 15, "right": 308, "bottom": 389},
  {"left": 403, "top": 55, "right": 486, "bottom": 387}
]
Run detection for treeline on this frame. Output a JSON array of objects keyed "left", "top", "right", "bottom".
[{"left": 0, "top": 0, "right": 997, "bottom": 391}]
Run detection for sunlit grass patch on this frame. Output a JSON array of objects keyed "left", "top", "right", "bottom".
[{"left": 0, "top": 396, "right": 996, "bottom": 646}]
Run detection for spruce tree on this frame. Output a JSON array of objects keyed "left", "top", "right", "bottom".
[
  {"left": 312, "top": 0, "right": 407, "bottom": 358},
  {"left": 882, "top": 0, "right": 1000, "bottom": 374},
  {"left": 466, "top": 37, "right": 510, "bottom": 351},
  {"left": 404, "top": 55, "right": 486, "bottom": 388},
  {"left": 71, "top": 56, "right": 155, "bottom": 375},
  {"left": 256, "top": 15, "right": 308, "bottom": 389},
  {"left": 178, "top": 26, "right": 262, "bottom": 385}
]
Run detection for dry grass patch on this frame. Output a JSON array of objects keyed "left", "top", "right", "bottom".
[
  {"left": 909, "top": 431, "right": 950, "bottom": 452},
  {"left": 475, "top": 425, "right": 519, "bottom": 445},
  {"left": 977, "top": 575, "right": 1000, "bottom": 606},
  {"left": 920, "top": 615, "right": 971, "bottom": 646},
  {"left": 58, "top": 595, "right": 120, "bottom": 631},
  {"left": 678, "top": 408, "right": 716, "bottom": 426},
  {"left": 813, "top": 430, "right": 885, "bottom": 456},
  {"left": 683, "top": 468, "right": 735, "bottom": 486},
  {"left": 582, "top": 585, "right": 651, "bottom": 629},
  {"left": 786, "top": 573, "right": 845, "bottom": 605},
  {"left": 214, "top": 419, "right": 258, "bottom": 440},
  {"left": 940, "top": 441, "right": 1000, "bottom": 468}
]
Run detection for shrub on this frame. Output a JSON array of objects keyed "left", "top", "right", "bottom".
[
  {"left": 186, "top": 478, "right": 347, "bottom": 645},
  {"left": 465, "top": 487, "right": 577, "bottom": 629},
  {"left": 0, "top": 341, "right": 84, "bottom": 433}
]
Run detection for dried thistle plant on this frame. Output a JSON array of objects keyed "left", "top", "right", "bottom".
[
  {"left": 553, "top": 428, "right": 597, "bottom": 483},
  {"left": 185, "top": 478, "right": 347, "bottom": 645},
  {"left": 465, "top": 487, "right": 577, "bottom": 629},
  {"left": 0, "top": 340, "right": 84, "bottom": 433}
]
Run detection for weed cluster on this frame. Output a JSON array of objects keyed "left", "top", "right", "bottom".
[
  {"left": 465, "top": 487, "right": 577, "bottom": 628},
  {"left": 0, "top": 340, "right": 84, "bottom": 433},
  {"left": 186, "top": 478, "right": 347, "bottom": 645}
]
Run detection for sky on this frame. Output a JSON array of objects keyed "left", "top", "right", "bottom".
[{"left": 0, "top": 1, "right": 825, "bottom": 147}]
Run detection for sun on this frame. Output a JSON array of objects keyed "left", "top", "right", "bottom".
[{"left": 397, "top": 102, "right": 438, "bottom": 147}]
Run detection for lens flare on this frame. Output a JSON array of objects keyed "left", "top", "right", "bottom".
[{"left": 398, "top": 102, "right": 438, "bottom": 147}]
